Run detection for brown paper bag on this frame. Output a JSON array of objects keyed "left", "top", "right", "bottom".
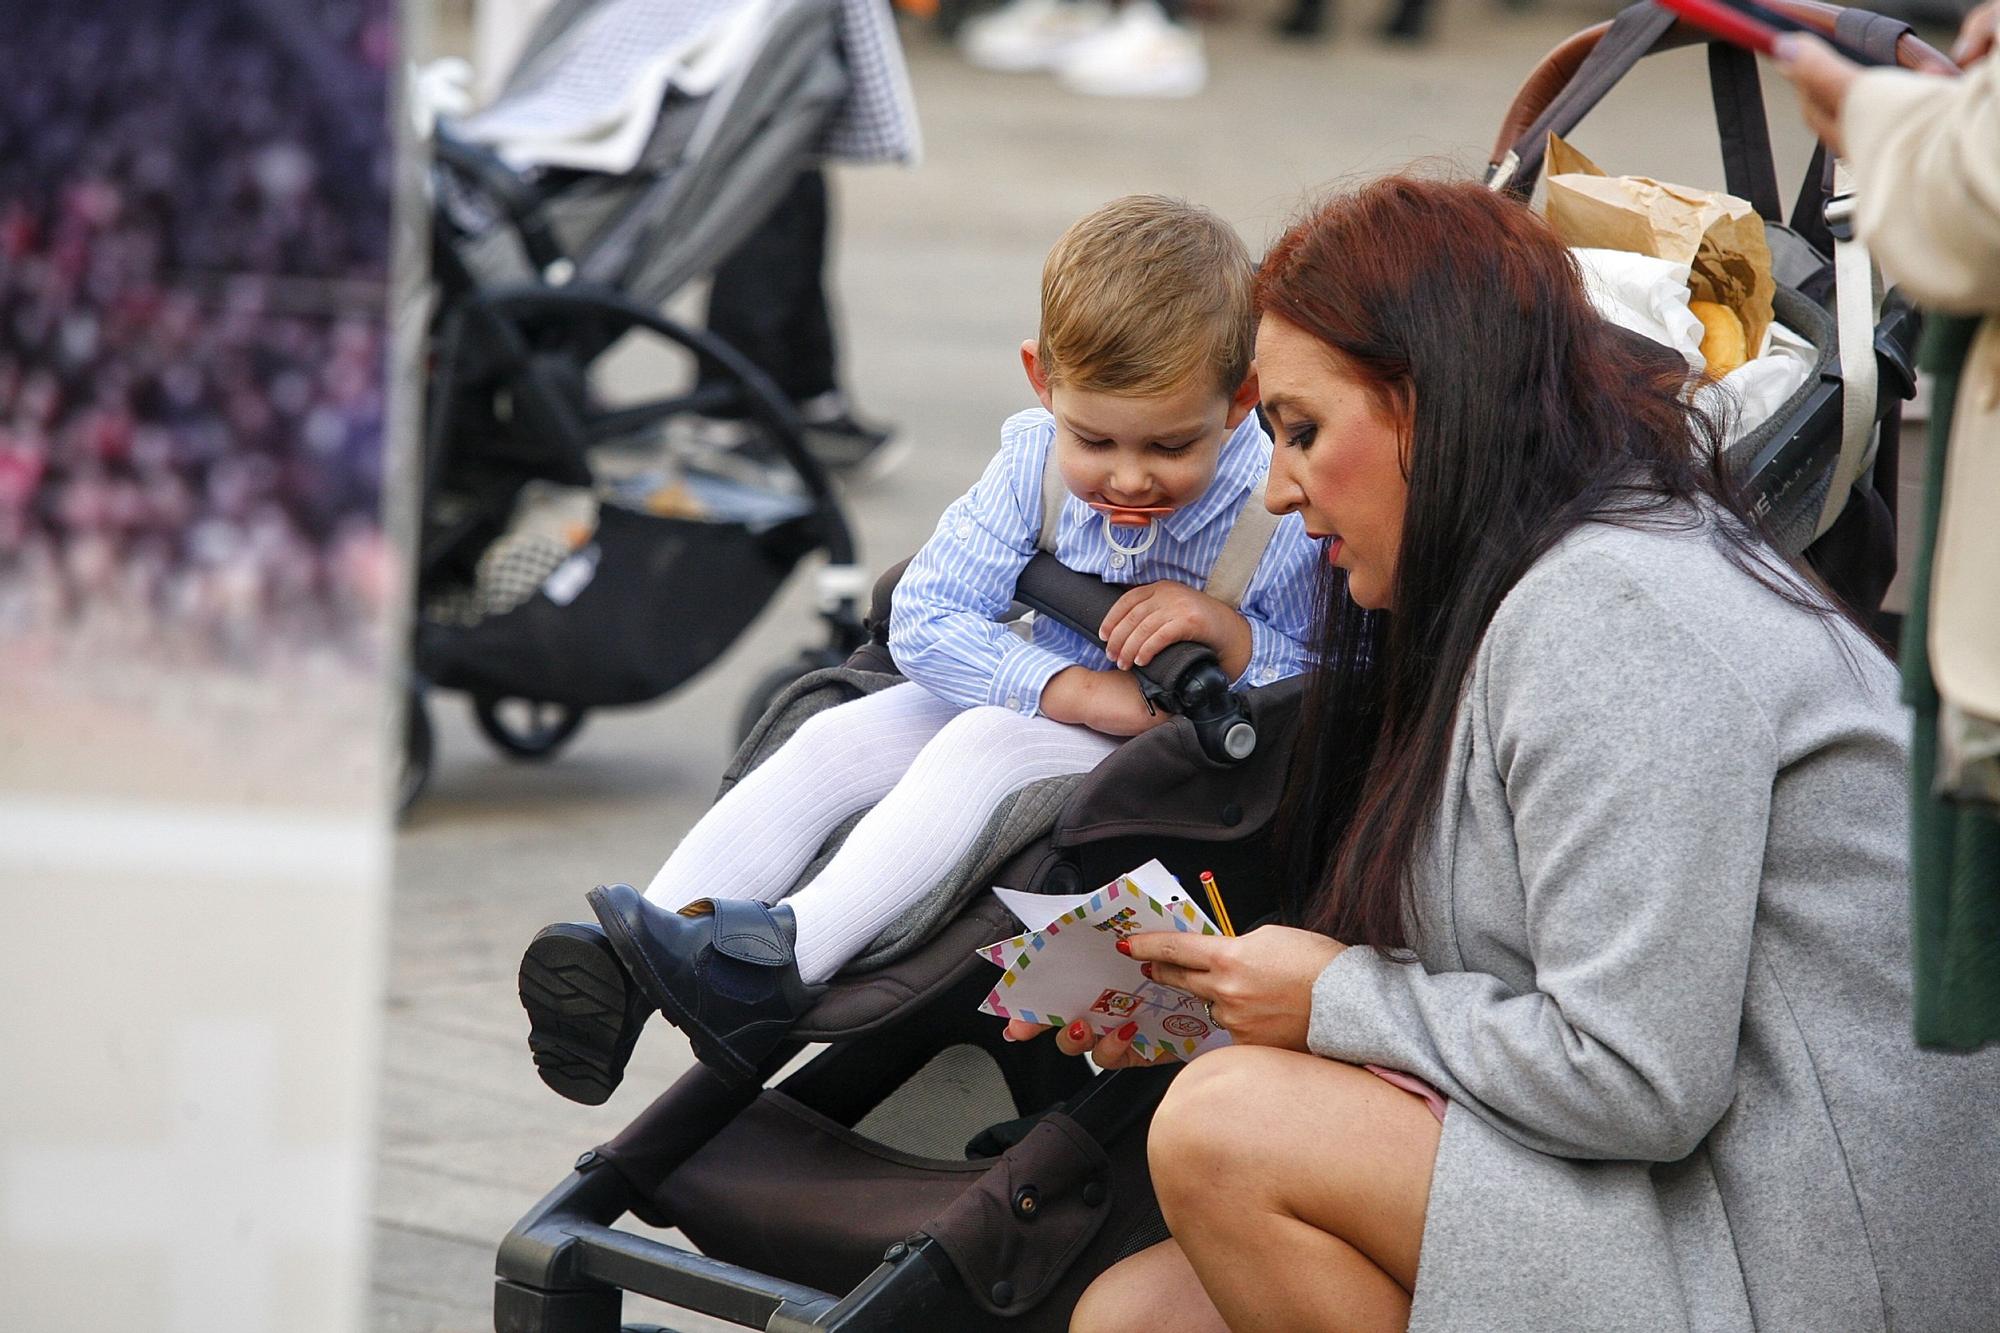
[{"left": 1543, "top": 134, "right": 1775, "bottom": 356}]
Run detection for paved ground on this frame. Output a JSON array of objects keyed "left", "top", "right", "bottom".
[{"left": 372, "top": 6, "right": 1910, "bottom": 1330}]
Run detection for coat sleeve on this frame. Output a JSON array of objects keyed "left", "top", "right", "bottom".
[
  {"left": 1306, "top": 548, "right": 1778, "bottom": 1162},
  {"left": 887, "top": 412, "right": 1078, "bottom": 715},
  {"left": 1844, "top": 59, "right": 2000, "bottom": 314}
]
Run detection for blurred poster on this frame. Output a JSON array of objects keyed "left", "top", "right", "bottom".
[{"left": 0, "top": 2, "right": 406, "bottom": 1331}]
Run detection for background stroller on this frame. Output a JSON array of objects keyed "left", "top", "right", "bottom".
[
  {"left": 405, "top": 0, "right": 916, "bottom": 811},
  {"left": 492, "top": 4, "right": 1942, "bottom": 1328}
]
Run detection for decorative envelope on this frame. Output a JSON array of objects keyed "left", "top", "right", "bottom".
[{"left": 977, "top": 860, "right": 1233, "bottom": 1061}]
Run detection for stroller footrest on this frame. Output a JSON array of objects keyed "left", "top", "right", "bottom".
[
  {"left": 494, "top": 1277, "right": 622, "bottom": 1333},
  {"left": 566, "top": 1222, "right": 840, "bottom": 1328}
]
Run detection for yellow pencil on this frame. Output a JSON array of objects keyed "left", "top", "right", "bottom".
[{"left": 1199, "top": 870, "right": 1236, "bottom": 937}]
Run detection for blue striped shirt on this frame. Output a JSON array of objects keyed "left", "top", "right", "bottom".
[{"left": 889, "top": 407, "right": 1321, "bottom": 717}]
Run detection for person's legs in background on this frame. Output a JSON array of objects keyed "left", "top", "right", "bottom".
[
  {"left": 1272, "top": 0, "right": 1435, "bottom": 43},
  {"left": 960, "top": 0, "right": 1205, "bottom": 99},
  {"left": 697, "top": 167, "right": 899, "bottom": 475},
  {"left": 959, "top": 0, "right": 1114, "bottom": 72},
  {"left": 1056, "top": 0, "right": 1207, "bottom": 99}
]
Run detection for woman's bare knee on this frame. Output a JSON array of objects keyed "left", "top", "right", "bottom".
[
  {"left": 1148, "top": 1046, "right": 1288, "bottom": 1208},
  {"left": 1071, "top": 1241, "right": 1225, "bottom": 1333}
]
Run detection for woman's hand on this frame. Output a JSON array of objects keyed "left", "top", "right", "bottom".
[
  {"left": 1772, "top": 33, "right": 1863, "bottom": 155},
  {"left": 1002, "top": 1016, "right": 1182, "bottom": 1069},
  {"left": 1037, "top": 665, "right": 1171, "bottom": 737},
  {"left": 1101, "top": 581, "right": 1253, "bottom": 681},
  {"left": 1126, "top": 926, "right": 1346, "bottom": 1053}
]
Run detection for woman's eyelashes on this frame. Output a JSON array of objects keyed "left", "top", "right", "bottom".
[{"left": 1282, "top": 421, "right": 1318, "bottom": 450}]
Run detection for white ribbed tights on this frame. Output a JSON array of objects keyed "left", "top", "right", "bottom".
[{"left": 644, "top": 682, "right": 1118, "bottom": 983}]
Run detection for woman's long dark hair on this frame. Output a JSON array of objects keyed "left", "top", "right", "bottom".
[{"left": 1262, "top": 177, "right": 1855, "bottom": 951}]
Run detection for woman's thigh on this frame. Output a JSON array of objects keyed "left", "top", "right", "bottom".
[{"left": 1151, "top": 1046, "right": 1442, "bottom": 1289}]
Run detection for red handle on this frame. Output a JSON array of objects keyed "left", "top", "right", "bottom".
[{"left": 1654, "top": 0, "right": 1781, "bottom": 55}]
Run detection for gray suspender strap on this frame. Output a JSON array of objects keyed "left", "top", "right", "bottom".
[
  {"left": 1204, "top": 473, "right": 1280, "bottom": 610},
  {"left": 1037, "top": 444, "right": 1066, "bottom": 555},
  {"left": 1010, "top": 446, "right": 1068, "bottom": 643}
]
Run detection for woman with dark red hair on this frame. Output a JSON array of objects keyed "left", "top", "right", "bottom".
[{"left": 1037, "top": 178, "right": 2000, "bottom": 1331}]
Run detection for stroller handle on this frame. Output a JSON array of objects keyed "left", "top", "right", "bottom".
[
  {"left": 1014, "top": 553, "right": 1258, "bottom": 764},
  {"left": 1490, "top": 0, "right": 1953, "bottom": 191}
]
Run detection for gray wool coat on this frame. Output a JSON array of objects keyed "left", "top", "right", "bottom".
[{"left": 1307, "top": 515, "right": 2000, "bottom": 1331}]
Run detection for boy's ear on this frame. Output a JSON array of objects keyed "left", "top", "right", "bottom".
[
  {"left": 1223, "top": 366, "right": 1261, "bottom": 429},
  {"left": 1021, "top": 340, "right": 1055, "bottom": 411}
]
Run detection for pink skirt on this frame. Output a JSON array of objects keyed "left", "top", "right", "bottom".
[{"left": 1366, "top": 1064, "right": 1448, "bottom": 1123}]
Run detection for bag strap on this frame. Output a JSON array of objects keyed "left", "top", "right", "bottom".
[
  {"left": 1790, "top": 9, "right": 1915, "bottom": 253},
  {"left": 1203, "top": 474, "right": 1281, "bottom": 610},
  {"left": 1814, "top": 160, "right": 1884, "bottom": 540},
  {"left": 1809, "top": 7, "right": 1908, "bottom": 541},
  {"left": 1488, "top": 2, "right": 1679, "bottom": 197},
  {"left": 1708, "top": 44, "right": 1783, "bottom": 222}
]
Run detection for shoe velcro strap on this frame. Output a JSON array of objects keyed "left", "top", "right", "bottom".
[{"left": 704, "top": 898, "right": 792, "bottom": 966}]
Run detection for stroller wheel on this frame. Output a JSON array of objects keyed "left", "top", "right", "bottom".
[
  {"left": 398, "top": 686, "right": 433, "bottom": 818},
  {"left": 472, "top": 695, "right": 588, "bottom": 761}
]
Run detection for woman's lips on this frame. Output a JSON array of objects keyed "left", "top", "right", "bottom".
[{"left": 1305, "top": 530, "right": 1345, "bottom": 564}]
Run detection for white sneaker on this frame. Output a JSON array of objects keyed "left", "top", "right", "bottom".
[
  {"left": 961, "top": 0, "right": 1113, "bottom": 73},
  {"left": 1056, "top": 1, "right": 1206, "bottom": 98}
]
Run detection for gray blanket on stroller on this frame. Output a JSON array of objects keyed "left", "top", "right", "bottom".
[{"left": 727, "top": 666, "right": 1081, "bottom": 973}]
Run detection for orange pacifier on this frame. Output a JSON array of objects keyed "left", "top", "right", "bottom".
[
  {"left": 1088, "top": 500, "right": 1172, "bottom": 558},
  {"left": 1086, "top": 501, "right": 1176, "bottom": 527}
]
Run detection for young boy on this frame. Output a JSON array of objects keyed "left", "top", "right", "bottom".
[{"left": 520, "top": 196, "right": 1321, "bottom": 1098}]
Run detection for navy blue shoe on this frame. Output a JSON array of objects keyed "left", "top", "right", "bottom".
[
  {"left": 518, "top": 921, "right": 649, "bottom": 1105},
  {"left": 587, "top": 884, "right": 820, "bottom": 1087}
]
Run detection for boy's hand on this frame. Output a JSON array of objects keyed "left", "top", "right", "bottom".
[
  {"left": 1038, "top": 666, "right": 1171, "bottom": 737},
  {"left": 1101, "top": 581, "right": 1253, "bottom": 680}
]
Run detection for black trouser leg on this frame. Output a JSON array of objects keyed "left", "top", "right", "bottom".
[
  {"left": 1380, "top": 0, "right": 1430, "bottom": 39},
  {"left": 700, "top": 168, "right": 838, "bottom": 406},
  {"left": 1274, "top": 0, "right": 1327, "bottom": 37}
]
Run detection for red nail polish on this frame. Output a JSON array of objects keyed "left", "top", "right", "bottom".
[
  {"left": 1115, "top": 939, "right": 1132, "bottom": 956},
  {"left": 1068, "top": 1020, "right": 1089, "bottom": 1041},
  {"left": 1116, "top": 1021, "right": 1139, "bottom": 1041},
  {"left": 1140, "top": 963, "right": 1154, "bottom": 979}
]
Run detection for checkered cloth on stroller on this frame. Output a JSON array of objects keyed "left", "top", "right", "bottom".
[{"left": 459, "top": 0, "right": 918, "bottom": 174}]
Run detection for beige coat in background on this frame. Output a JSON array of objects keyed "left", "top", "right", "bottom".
[{"left": 1844, "top": 58, "right": 2000, "bottom": 720}]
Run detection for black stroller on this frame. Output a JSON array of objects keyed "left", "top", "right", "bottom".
[
  {"left": 492, "top": 4, "right": 1941, "bottom": 1328},
  {"left": 405, "top": 0, "right": 892, "bottom": 810}
]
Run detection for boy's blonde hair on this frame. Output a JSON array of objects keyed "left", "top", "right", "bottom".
[{"left": 1037, "top": 195, "right": 1255, "bottom": 400}]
